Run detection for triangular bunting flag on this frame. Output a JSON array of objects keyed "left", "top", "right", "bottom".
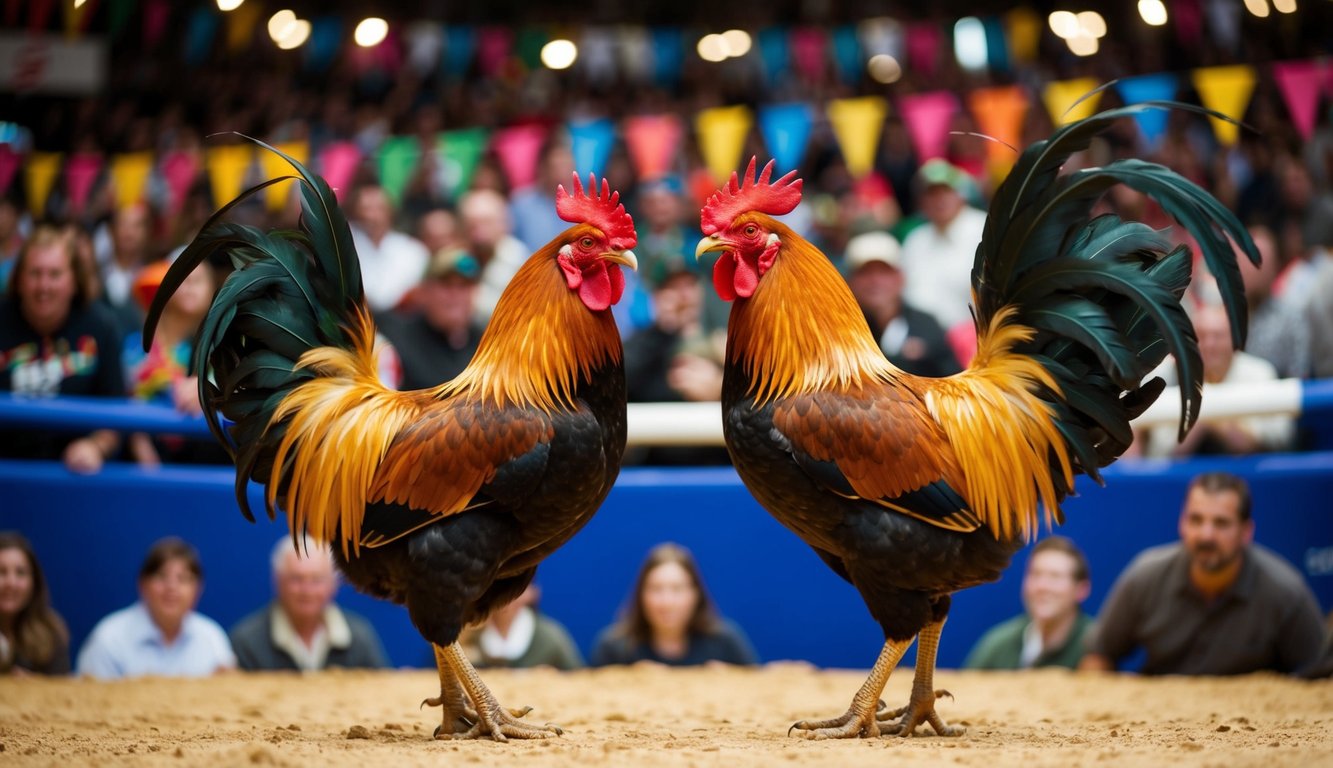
[
  {"left": 1271, "top": 60, "right": 1323, "bottom": 141},
  {"left": 436, "top": 127, "right": 489, "bottom": 200},
  {"left": 967, "top": 85, "right": 1029, "bottom": 181},
  {"left": 25, "top": 152, "right": 61, "bottom": 219},
  {"left": 492, "top": 124, "right": 548, "bottom": 191},
  {"left": 1043, "top": 78, "right": 1103, "bottom": 126},
  {"left": 623, "top": 114, "right": 682, "bottom": 180},
  {"left": 258, "top": 141, "right": 309, "bottom": 211},
  {"left": 1192, "top": 64, "right": 1256, "bottom": 147},
  {"left": 826, "top": 96, "right": 888, "bottom": 179},
  {"left": 758, "top": 103, "right": 815, "bottom": 176},
  {"left": 568, "top": 118, "right": 616, "bottom": 179},
  {"left": 376, "top": 136, "right": 421, "bottom": 206},
  {"left": 206, "top": 144, "right": 254, "bottom": 212},
  {"left": 1116, "top": 74, "right": 1179, "bottom": 148},
  {"left": 898, "top": 91, "right": 958, "bottom": 162},
  {"left": 109, "top": 152, "right": 153, "bottom": 210},
  {"left": 694, "top": 105, "right": 753, "bottom": 185}
]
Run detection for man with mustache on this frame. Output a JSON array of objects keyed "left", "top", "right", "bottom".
[{"left": 1080, "top": 472, "right": 1325, "bottom": 676}]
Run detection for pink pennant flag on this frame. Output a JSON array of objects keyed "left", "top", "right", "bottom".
[
  {"left": 143, "top": 0, "right": 170, "bottom": 48},
  {"left": 160, "top": 150, "right": 198, "bottom": 216},
  {"left": 476, "top": 27, "right": 513, "bottom": 78},
  {"left": 906, "top": 22, "right": 942, "bottom": 78},
  {"left": 64, "top": 152, "right": 102, "bottom": 217},
  {"left": 1172, "top": 0, "right": 1203, "bottom": 50},
  {"left": 318, "top": 142, "right": 363, "bottom": 202},
  {"left": 1272, "top": 60, "right": 1325, "bottom": 141},
  {"left": 789, "top": 28, "right": 827, "bottom": 82},
  {"left": 623, "top": 115, "right": 683, "bottom": 180},
  {"left": 0, "top": 144, "right": 19, "bottom": 196},
  {"left": 898, "top": 91, "right": 958, "bottom": 162},
  {"left": 491, "top": 124, "right": 548, "bottom": 191}
]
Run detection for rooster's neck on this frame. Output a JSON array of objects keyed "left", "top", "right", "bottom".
[
  {"left": 726, "top": 230, "right": 898, "bottom": 404},
  {"left": 437, "top": 248, "right": 621, "bottom": 412}
]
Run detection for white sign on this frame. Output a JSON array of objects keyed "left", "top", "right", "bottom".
[{"left": 0, "top": 34, "right": 106, "bottom": 95}]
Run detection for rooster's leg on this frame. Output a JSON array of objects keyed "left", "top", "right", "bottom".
[
  {"left": 877, "top": 619, "right": 964, "bottom": 737},
  {"left": 423, "top": 643, "right": 477, "bottom": 737},
  {"left": 788, "top": 638, "right": 912, "bottom": 739},
  {"left": 433, "top": 641, "right": 562, "bottom": 741}
]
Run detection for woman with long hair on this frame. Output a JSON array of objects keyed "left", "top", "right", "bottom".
[
  {"left": 591, "top": 542, "right": 756, "bottom": 667},
  {"left": 0, "top": 532, "right": 70, "bottom": 675}
]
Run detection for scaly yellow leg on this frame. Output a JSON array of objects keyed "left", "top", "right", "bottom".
[
  {"left": 878, "top": 619, "right": 965, "bottom": 737},
  {"left": 432, "top": 641, "right": 562, "bottom": 741}
]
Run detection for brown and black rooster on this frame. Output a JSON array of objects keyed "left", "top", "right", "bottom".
[
  {"left": 696, "top": 104, "right": 1256, "bottom": 738},
  {"left": 145, "top": 147, "right": 637, "bottom": 740}
]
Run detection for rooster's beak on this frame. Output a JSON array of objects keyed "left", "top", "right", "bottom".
[
  {"left": 695, "top": 235, "right": 727, "bottom": 260},
  {"left": 602, "top": 249, "right": 638, "bottom": 270}
]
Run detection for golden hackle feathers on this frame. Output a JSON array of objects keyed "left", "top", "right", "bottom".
[
  {"left": 726, "top": 216, "right": 897, "bottom": 404},
  {"left": 920, "top": 305, "right": 1074, "bottom": 542},
  {"left": 435, "top": 230, "right": 621, "bottom": 412}
]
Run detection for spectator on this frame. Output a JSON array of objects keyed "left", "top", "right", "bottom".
[
  {"left": 230, "top": 536, "right": 387, "bottom": 672},
  {"left": 97, "top": 203, "right": 154, "bottom": 334},
  {"left": 844, "top": 231, "right": 961, "bottom": 378},
  {"left": 1308, "top": 258, "right": 1333, "bottom": 379},
  {"left": 77, "top": 537, "right": 235, "bottom": 679},
  {"left": 0, "top": 195, "right": 25, "bottom": 290},
  {"left": 1080, "top": 472, "right": 1325, "bottom": 675},
  {"left": 508, "top": 138, "right": 577, "bottom": 253},
  {"left": 460, "top": 583, "right": 583, "bottom": 670},
  {"left": 1234, "top": 225, "right": 1309, "bottom": 378},
  {"left": 0, "top": 532, "right": 70, "bottom": 675},
  {"left": 375, "top": 248, "right": 486, "bottom": 390},
  {"left": 458, "top": 188, "right": 530, "bottom": 322},
  {"left": 0, "top": 225, "right": 125, "bottom": 473},
  {"left": 899, "top": 159, "right": 987, "bottom": 331},
  {"left": 122, "top": 259, "right": 223, "bottom": 466},
  {"left": 348, "top": 184, "right": 429, "bottom": 313},
  {"left": 1137, "top": 304, "right": 1295, "bottom": 458},
  {"left": 592, "top": 543, "right": 756, "bottom": 667},
  {"left": 622, "top": 256, "right": 730, "bottom": 465},
  {"left": 416, "top": 208, "right": 462, "bottom": 257},
  {"left": 963, "top": 536, "right": 1093, "bottom": 670}
]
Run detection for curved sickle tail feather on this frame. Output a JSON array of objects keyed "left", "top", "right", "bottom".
[
  {"left": 144, "top": 138, "right": 383, "bottom": 527},
  {"left": 933, "top": 101, "right": 1256, "bottom": 540}
]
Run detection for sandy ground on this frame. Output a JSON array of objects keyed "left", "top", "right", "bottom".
[{"left": 1, "top": 664, "right": 1330, "bottom": 767}]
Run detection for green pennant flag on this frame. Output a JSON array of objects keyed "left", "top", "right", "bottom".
[
  {"left": 436, "top": 127, "right": 490, "bottom": 201},
  {"left": 376, "top": 136, "right": 421, "bottom": 206}
]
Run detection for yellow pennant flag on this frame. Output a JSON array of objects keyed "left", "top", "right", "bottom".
[
  {"left": 1005, "top": 8, "right": 1042, "bottom": 63},
  {"left": 1192, "top": 65, "right": 1256, "bottom": 147},
  {"left": 826, "top": 96, "right": 888, "bottom": 179},
  {"left": 695, "top": 105, "right": 754, "bottom": 185},
  {"left": 25, "top": 152, "right": 61, "bottom": 219},
  {"left": 109, "top": 152, "right": 153, "bottom": 210},
  {"left": 226, "top": 0, "right": 262, "bottom": 52},
  {"left": 258, "top": 141, "right": 310, "bottom": 211},
  {"left": 207, "top": 145, "right": 255, "bottom": 211},
  {"left": 1043, "top": 78, "right": 1103, "bottom": 126}
]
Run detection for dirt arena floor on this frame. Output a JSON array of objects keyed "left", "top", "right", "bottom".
[{"left": 2, "top": 664, "right": 1330, "bottom": 767}]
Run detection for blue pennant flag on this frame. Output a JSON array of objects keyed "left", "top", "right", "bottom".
[
  {"left": 304, "top": 17, "right": 342, "bottom": 73},
  {"left": 443, "top": 25, "right": 476, "bottom": 80},
  {"left": 650, "top": 27, "right": 683, "bottom": 86},
  {"left": 830, "top": 26, "right": 862, "bottom": 85},
  {"left": 758, "top": 103, "right": 814, "bottom": 174},
  {"left": 568, "top": 118, "right": 617, "bottom": 179},
  {"left": 183, "top": 8, "right": 218, "bottom": 66},
  {"left": 1116, "top": 74, "right": 1180, "bottom": 148}
]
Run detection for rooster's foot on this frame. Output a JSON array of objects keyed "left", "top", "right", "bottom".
[
  {"left": 788, "top": 704, "right": 881, "bottom": 740},
  {"left": 442, "top": 701, "right": 561, "bottom": 742},
  {"left": 423, "top": 696, "right": 536, "bottom": 738},
  {"left": 877, "top": 689, "right": 964, "bottom": 737}
]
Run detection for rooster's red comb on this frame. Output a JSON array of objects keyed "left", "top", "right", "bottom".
[
  {"left": 700, "top": 157, "right": 804, "bottom": 236},
  {"left": 556, "top": 173, "right": 637, "bottom": 250}
]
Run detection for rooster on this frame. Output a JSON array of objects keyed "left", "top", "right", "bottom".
[
  {"left": 696, "top": 104, "right": 1256, "bottom": 739},
  {"left": 145, "top": 146, "right": 637, "bottom": 741}
]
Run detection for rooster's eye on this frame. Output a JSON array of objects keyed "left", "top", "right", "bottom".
[
  {"left": 580, "top": 238, "right": 595, "bottom": 249},
  {"left": 744, "top": 225, "right": 758, "bottom": 237}
]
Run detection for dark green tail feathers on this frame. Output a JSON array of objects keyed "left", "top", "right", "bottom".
[
  {"left": 973, "top": 100, "right": 1258, "bottom": 484},
  {"left": 142, "top": 137, "right": 367, "bottom": 521}
]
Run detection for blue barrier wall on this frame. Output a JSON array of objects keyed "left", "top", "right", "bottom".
[{"left": 2, "top": 454, "right": 1331, "bottom": 672}]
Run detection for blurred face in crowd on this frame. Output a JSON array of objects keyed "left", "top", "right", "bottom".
[
  {"left": 1020, "top": 550, "right": 1089, "bottom": 626},
  {"left": 640, "top": 561, "right": 699, "bottom": 639},
  {"left": 540, "top": 145, "right": 576, "bottom": 189},
  {"left": 420, "top": 274, "right": 476, "bottom": 335},
  {"left": 652, "top": 272, "right": 702, "bottom": 334},
  {"left": 1193, "top": 305, "right": 1234, "bottom": 383},
  {"left": 138, "top": 556, "right": 201, "bottom": 636},
  {"left": 849, "top": 262, "right": 904, "bottom": 325},
  {"left": 417, "top": 210, "right": 459, "bottom": 255},
  {"left": 460, "top": 191, "right": 510, "bottom": 251},
  {"left": 0, "top": 547, "right": 35, "bottom": 622},
  {"left": 111, "top": 204, "right": 150, "bottom": 261},
  {"left": 166, "top": 264, "right": 215, "bottom": 323},
  {"left": 17, "top": 242, "right": 78, "bottom": 336},
  {"left": 353, "top": 188, "right": 394, "bottom": 243},
  {"left": 1179, "top": 487, "right": 1253, "bottom": 574},
  {"left": 920, "top": 184, "right": 964, "bottom": 230},
  {"left": 640, "top": 184, "right": 683, "bottom": 231},
  {"left": 275, "top": 549, "right": 337, "bottom": 629},
  {"left": 1238, "top": 227, "right": 1279, "bottom": 303}
]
